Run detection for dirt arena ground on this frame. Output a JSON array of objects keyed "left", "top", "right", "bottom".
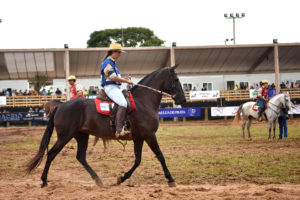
[{"left": 0, "top": 122, "right": 299, "bottom": 200}]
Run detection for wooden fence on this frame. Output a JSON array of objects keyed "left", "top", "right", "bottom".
[{"left": 1, "top": 89, "right": 300, "bottom": 107}]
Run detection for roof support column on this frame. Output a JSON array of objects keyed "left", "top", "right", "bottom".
[
  {"left": 170, "top": 46, "right": 175, "bottom": 66},
  {"left": 65, "top": 50, "right": 70, "bottom": 100},
  {"left": 274, "top": 45, "right": 280, "bottom": 94}
]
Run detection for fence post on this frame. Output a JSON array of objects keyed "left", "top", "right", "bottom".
[
  {"left": 204, "top": 107, "right": 208, "bottom": 121},
  {"left": 28, "top": 121, "right": 32, "bottom": 127},
  {"left": 6, "top": 121, "right": 10, "bottom": 127}
]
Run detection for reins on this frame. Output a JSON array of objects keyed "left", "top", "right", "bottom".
[{"left": 133, "top": 83, "right": 174, "bottom": 98}]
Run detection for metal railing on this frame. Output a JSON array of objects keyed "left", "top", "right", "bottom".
[{"left": 1, "top": 88, "right": 300, "bottom": 107}]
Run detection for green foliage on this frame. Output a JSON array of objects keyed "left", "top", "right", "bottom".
[
  {"left": 32, "top": 74, "right": 49, "bottom": 92},
  {"left": 87, "top": 27, "right": 165, "bottom": 47}
]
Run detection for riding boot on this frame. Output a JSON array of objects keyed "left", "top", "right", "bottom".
[{"left": 115, "top": 106, "right": 128, "bottom": 138}]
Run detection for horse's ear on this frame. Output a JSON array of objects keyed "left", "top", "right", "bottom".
[{"left": 171, "top": 64, "right": 179, "bottom": 69}]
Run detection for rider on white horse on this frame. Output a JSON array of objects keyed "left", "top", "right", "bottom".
[{"left": 257, "top": 80, "right": 269, "bottom": 121}]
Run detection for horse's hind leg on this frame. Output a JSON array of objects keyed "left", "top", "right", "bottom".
[
  {"left": 268, "top": 121, "right": 272, "bottom": 140},
  {"left": 247, "top": 117, "right": 253, "bottom": 140},
  {"left": 242, "top": 119, "right": 247, "bottom": 140},
  {"left": 41, "top": 136, "right": 72, "bottom": 187},
  {"left": 118, "top": 139, "right": 144, "bottom": 184},
  {"left": 75, "top": 134, "right": 103, "bottom": 187},
  {"left": 145, "top": 134, "right": 176, "bottom": 187}
]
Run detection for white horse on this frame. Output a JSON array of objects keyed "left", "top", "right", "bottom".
[{"left": 234, "top": 93, "right": 293, "bottom": 140}]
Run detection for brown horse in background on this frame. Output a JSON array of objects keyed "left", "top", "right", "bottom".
[
  {"left": 44, "top": 100, "right": 109, "bottom": 151},
  {"left": 27, "top": 66, "right": 186, "bottom": 187}
]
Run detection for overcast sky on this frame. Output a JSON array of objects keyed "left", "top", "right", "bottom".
[{"left": 0, "top": 0, "right": 299, "bottom": 49}]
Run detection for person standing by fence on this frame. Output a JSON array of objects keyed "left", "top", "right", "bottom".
[
  {"left": 68, "top": 75, "right": 85, "bottom": 100},
  {"left": 278, "top": 108, "right": 289, "bottom": 140}
]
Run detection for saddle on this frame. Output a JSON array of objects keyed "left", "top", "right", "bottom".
[
  {"left": 97, "top": 89, "right": 134, "bottom": 113},
  {"left": 252, "top": 102, "right": 268, "bottom": 112},
  {"left": 95, "top": 89, "right": 136, "bottom": 139}
]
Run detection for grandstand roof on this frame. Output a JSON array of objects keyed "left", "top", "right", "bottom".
[{"left": 0, "top": 43, "right": 300, "bottom": 80}]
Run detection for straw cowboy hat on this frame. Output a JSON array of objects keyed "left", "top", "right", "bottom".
[
  {"left": 109, "top": 43, "right": 125, "bottom": 53},
  {"left": 67, "top": 75, "right": 76, "bottom": 81},
  {"left": 262, "top": 80, "right": 269, "bottom": 84}
]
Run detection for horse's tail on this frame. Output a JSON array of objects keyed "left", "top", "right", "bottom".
[
  {"left": 233, "top": 104, "right": 243, "bottom": 124},
  {"left": 26, "top": 106, "right": 58, "bottom": 173}
]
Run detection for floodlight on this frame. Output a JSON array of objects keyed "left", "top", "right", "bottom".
[
  {"left": 236, "top": 13, "right": 240, "bottom": 18},
  {"left": 242, "top": 13, "right": 245, "bottom": 17},
  {"left": 273, "top": 39, "right": 278, "bottom": 44},
  {"left": 230, "top": 13, "right": 234, "bottom": 17},
  {"left": 64, "top": 44, "right": 69, "bottom": 49},
  {"left": 224, "top": 14, "right": 228, "bottom": 18}
]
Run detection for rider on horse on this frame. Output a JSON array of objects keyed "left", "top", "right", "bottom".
[
  {"left": 68, "top": 75, "right": 85, "bottom": 100},
  {"left": 100, "top": 43, "right": 133, "bottom": 138},
  {"left": 257, "top": 80, "right": 269, "bottom": 121}
]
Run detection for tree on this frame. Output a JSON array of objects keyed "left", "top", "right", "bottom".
[
  {"left": 31, "top": 74, "right": 49, "bottom": 92},
  {"left": 87, "top": 27, "right": 165, "bottom": 47}
]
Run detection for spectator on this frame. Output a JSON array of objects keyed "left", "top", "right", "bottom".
[
  {"left": 290, "top": 82, "right": 294, "bottom": 89},
  {"left": 6, "top": 90, "right": 10, "bottom": 96},
  {"left": 254, "top": 83, "right": 259, "bottom": 90},
  {"left": 201, "top": 85, "right": 207, "bottom": 91},
  {"left": 286, "top": 81, "right": 291, "bottom": 89},
  {"left": 192, "top": 86, "right": 196, "bottom": 91},
  {"left": 234, "top": 84, "right": 238, "bottom": 91},
  {"left": 55, "top": 88, "right": 62, "bottom": 95},
  {"left": 250, "top": 85, "right": 254, "bottom": 89},
  {"left": 280, "top": 82, "right": 286, "bottom": 89},
  {"left": 42, "top": 89, "right": 47, "bottom": 96},
  {"left": 83, "top": 89, "right": 88, "bottom": 96},
  {"left": 278, "top": 107, "right": 289, "bottom": 140}
]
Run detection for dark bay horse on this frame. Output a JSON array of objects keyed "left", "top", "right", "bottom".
[
  {"left": 44, "top": 100, "right": 109, "bottom": 151},
  {"left": 27, "top": 65, "right": 186, "bottom": 187}
]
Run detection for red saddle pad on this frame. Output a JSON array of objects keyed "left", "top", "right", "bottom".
[{"left": 95, "top": 92, "right": 136, "bottom": 115}]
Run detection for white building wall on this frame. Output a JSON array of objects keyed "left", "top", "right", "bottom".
[
  {"left": 0, "top": 80, "right": 29, "bottom": 91},
  {"left": 45, "top": 72, "right": 300, "bottom": 93}
]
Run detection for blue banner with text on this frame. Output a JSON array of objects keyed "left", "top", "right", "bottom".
[{"left": 158, "top": 107, "right": 201, "bottom": 118}]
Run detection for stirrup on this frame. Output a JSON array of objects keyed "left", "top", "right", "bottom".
[{"left": 115, "top": 127, "right": 130, "bottom": 138}]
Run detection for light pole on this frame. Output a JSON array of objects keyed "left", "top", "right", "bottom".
[{"left": 224, "top": 13, "right": 245, "bottom": 45}]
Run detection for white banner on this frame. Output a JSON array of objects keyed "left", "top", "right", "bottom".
[
  {"left": 190, "top": 90, "right": 220, "bottom": 100},
  {"left": 211, "top": 106, "right": 240, "bottom": 116},
  {"left": 249, "top": 89, "right": 257, "bottom": 98},
  {"left": 288, "top": 105, "right": 300, "bottom": 114},
  {"left": 0, "top": 96, "right": 6, "bottom": 105}
]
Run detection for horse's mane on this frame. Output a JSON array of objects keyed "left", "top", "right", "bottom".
[{"left": 130, "top": 67, "right": 170, "bottom": 92}]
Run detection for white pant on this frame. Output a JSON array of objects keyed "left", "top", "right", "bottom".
[{"left": 104, "top": 84, "right": 127, "bottom": 108}]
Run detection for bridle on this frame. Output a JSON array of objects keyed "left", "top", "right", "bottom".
[
  {"left": 133, "top": 67, "right": 177, "bottom": 98},
  {"left": 267, "top": 95, "right": 288, "bottom": 115}
]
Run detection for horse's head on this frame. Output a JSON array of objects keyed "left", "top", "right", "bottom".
[
  {"left": 163, "top": 65, "right": 186, "bottom": 105},
  {"left": 282, "top": 93, "right": 292, "bottom": 110}
]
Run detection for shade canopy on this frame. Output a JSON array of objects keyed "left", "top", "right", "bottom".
[{"left": 0, "top": 43, "right": 299, "bottom": 80}]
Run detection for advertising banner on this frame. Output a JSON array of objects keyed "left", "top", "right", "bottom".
[
  {"left": 0, "top": 96, "right": 6, "bottom": 105},
  {"left": 211, "top": 106, "right": 240, "bottom": 117},
  {"left": 249, "top": 89, "right": 257, "bottom": 98},
  {"left": 190, "top": 90, "right": 220, "bottom": 100},
  {"left": 0, "top": 112, "right": 47, "bottom": 122},
  {"left": 288, "top": 105, "right": 300, "bottom": 114},
  {"left": 158, "top": 107, "right": 201, "bottom": 118}
]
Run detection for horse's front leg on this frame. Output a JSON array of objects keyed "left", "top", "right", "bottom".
[
  {"left": 145, "top": 134, "right": 176, "bottom": 187},
  {"left": 273, "top": 120, "right": 277, "bottom": 140},
  {"left": 117, "top": 139, "right": 144, "bottom": 184}
]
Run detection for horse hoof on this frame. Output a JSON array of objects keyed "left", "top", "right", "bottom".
[
  {"left": 168, "top": 181, "right": 176, "bottom": 187},
  {"left": 95, "top": 178, "right": 104, "bottom": 187},
  {"left": 41, "top": 182, "right": 48, "bottom": 188},
  {"left": 117, "top": 176, "right": 123, "bottom": 185}
]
